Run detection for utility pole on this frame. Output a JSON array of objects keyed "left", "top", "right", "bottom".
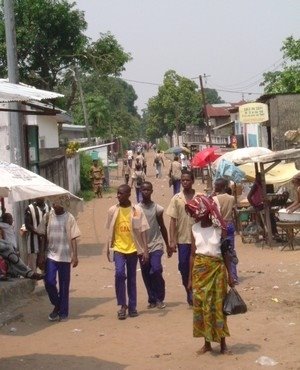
[
  {"left": 175, "top": 105, "right": 179, "bottom": 146},
  {"left": 73, "top": 66, "right": 91, "bottom": 144},
  {"left": 199, "top": 74, "right": 213, "bottom": 191},
  {"left": 4, "top": 0, "right": 26, "bottom": 166},
  {"left": 199, "top": 75, "right": 212, "bottom": 148}
]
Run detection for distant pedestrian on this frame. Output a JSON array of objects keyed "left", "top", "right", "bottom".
[
  {"left": 106, "top": 184, "right": 149, "bottom": 320},
  {"left": 127, "top": 149, "right": 133, "bottom": 168},
  {"left": 122, "top": 159, "right": 131, "bottom": 185},
  {"left": 90, "top": 159, "right": 104, "bottom": 198},
  {"left": 142, "top": 153, "right": 147, "bottom": 175},
  {"left": 131, "top": 163, "right": 145, "bottom": 203},
  {"left": 154, "top": 150, "right": 164, "bottom": 178},
  {"left": 139, "top": 181, "right": 171, "bottom": 309},
  {"left": 135, "top": 151, "right": 144, "bottom": 168},
  {"left": 24, "top": 197, "right": 50, "bottom": 271},
  {"left": 169, "top": 155, "right": 182, "bottom": 195},
  {"left": 38, "top": 196, "right": 81, "bottom": 322},
  {"left": 166, "top": 170, "right": 196, "bottom": 306}
]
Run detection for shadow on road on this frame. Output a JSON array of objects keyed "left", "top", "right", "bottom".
[{"left": 0, "top": 353, "right": 127, "bottom": 370}]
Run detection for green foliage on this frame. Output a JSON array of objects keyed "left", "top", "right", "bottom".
[
  {"left": 261, "top": 36, "right": 300, "bottom": 93},
  {"left": 84, "top": 32, "right": 132, "bottom": 76},
  {"left": 79, "top": 152, "right": 93, "bottom": 191},
  {"left": 77, "top": 190, "right": 95, "bottom": 202},
  {"left": 145, "top": 70, "right": 201, "bottom": 142},
  {"left": 205, "top": 88, "right": 224, "bottom": 104},
  {"left": 157, "top": 140, "right": 169, "bottom": 152},
  {"left": 0, "top": 0, "right": 87, "bottom": 90},
  {"left": 0, "top": 0, "right": 141, "bottom": 144},
  {"left": 70, "top": 75, "right": 141, "bottom": 140}
]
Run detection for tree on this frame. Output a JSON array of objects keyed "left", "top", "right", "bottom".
[
  {"left": 0, "top": 1, "right": 131, "bottom": 95},
  {"left": 205, "top": 88, "right": 224, "bottom": 104},
  {"left": 145, "top": 70, "right": 201, "bottom": 142},
  {"left": 261, "top": 36, "right": 300, "bottom": 93},
  {"left": 70, "top": 74, "right": 141, "bottom": 140},
  {"left": 0, "top": 0, "right": 87, "bottom": 90}
]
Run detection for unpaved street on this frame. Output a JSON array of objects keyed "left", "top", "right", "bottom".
[{"left": 0, "top": 151, "right": 299, "bottom": 370}]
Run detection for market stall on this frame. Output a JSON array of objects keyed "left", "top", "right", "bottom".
[{"left": 236, "top": 148, "right": 300, "bottom": 247}]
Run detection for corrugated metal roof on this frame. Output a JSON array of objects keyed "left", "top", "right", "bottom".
[{"left": 0, "top": 79, "right": 63, "bottom": 102}]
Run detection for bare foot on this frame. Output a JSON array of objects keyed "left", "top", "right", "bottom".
[
  {"left": 220, "top": 348, "right": 233, "bottom": 355},
  {"left": 196, "top": 345, "right": 212, "bottom": 355}
]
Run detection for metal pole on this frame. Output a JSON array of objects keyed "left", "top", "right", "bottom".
[
  {"left": 199, "top": 75, "right": 212, "bottom": 147},
  {"left": 74, "top": 66, "right": 91, "bottom": 144},
  {"left": 175, "top": 105, "right": 179, "bottom": 146},
  {"left": 4, "top": 0, "right": 25, "bottom": 166}
]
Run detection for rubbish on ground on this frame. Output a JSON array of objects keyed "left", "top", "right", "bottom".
[
  {"left": 272, "top": 286, "right": 279, "bottom": 289},
  {"left": 9, "top": 327, "right": 17, "bottom": 332},
  {"left": 71, "top": 328, "right": 82, "bottom": 333},
  {"left": 255, "top": 356, "right": 278, "bottom": 366},
  {"left": 271, "top": 298, "right": 279, "bottom": 303}
]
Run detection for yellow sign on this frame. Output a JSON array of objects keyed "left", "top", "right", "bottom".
[{"left": 239, "top": 103, "right": 269, "bottom": 124}]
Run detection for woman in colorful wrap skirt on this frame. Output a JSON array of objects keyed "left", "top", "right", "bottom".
[{"left": 186, "top": 195, "right": 235, "bottom": 355}]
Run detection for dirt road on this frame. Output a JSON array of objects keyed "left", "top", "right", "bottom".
[{"left": 0, "top": 150, "right": 299, "bottom": 370}]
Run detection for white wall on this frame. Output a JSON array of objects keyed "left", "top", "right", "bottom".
[
  {"left": 27, "top": 115, "right": 59, "bottom": 148},
  {"left": 67, "top": 154, "right": 81, "bottom": 194},
  {"left": 0, "top": 106, "right": 10, "bottom": 162}
]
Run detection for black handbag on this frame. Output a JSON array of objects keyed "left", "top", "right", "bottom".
[{"left": 223, "top": 288, "right": 247, "bottom": 315}]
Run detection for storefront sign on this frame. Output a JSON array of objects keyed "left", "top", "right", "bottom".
[{"left": 239, "top": 103, "right": 269, "bottom": 124}]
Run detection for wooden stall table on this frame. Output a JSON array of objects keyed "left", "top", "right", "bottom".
[{"left": 276, "top": 221, "right": 300, "bottom": 250}]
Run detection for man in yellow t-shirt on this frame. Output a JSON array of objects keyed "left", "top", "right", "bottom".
[{"left": 106, "top": 184, "right": 149, "bottom": 320}]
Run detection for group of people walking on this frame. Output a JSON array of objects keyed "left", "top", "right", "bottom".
[{"left": 107, "top": 165, "right": 238, "bottom": 354}]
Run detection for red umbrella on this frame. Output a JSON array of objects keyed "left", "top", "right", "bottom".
[{"left": 191, "top": 147, "right": 221, "bottom": 168}]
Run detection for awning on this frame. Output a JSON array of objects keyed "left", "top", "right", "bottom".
[
  {"left": 239, "top": 162, "right": 300, "bottom": 185},
  {"left": 212, "top": 121, "right": 234, "bottom": 131},
  {"left": 0, "top": 79, "right": 63, "bottom": 103}
]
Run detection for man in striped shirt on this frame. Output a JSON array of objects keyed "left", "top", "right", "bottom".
[{"left": 38, "top": 198, "right": 81, "bottom": 322}]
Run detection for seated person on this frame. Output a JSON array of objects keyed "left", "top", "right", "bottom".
[
  {"left": 286, "top": 173, "right": 300, "bottom": 213},
  {"left": 247, "top": 173, "right": 282, "bottom": 242},
  {"left": 0, "top": 213, "right": 43, "bottom": 280},
  {"left": 0, "top": 213, "right": 18, "bottom": 252}
]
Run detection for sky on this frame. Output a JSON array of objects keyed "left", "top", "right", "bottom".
[{"left": 74, "top": 0, "right": 300, "bottom": 112}]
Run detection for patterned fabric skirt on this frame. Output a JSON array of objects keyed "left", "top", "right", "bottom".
[{"left": 192, "top": 254, "right": 230, "bottom": 343}]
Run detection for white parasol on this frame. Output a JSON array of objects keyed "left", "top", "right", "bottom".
[
  {"left": 0, "top": 161, "right": 82, "bottom": 213},
  {"left": 213, "top": 147, "right": 273, "bottom": 168}
]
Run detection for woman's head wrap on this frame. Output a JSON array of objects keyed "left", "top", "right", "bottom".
[{"left": 185, "top": 194, "right": 226, "bottom": 230}]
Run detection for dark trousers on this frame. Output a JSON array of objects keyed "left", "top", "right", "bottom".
[
  {"left": 227, "top": 222, "right": 238, "bottom": 282},
  {"left": 114, "top": 251, "right": 138, "bottom": 311},
  {"left": 135, "top": 187, "right": 142, "bottom": 203},
  {"left": 139, "top": 250, "right": 165, "bottom": 304},
  {"left": 44, "top": 258, "right": 71, "bottom": 318},
  {"left": 173, "top": 180, "right": 181, "bottom": 195},
  {"left": 178, "top": 243, "right": 193, "bottom": 304}
]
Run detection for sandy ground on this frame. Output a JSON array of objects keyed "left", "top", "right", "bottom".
[{"left": 0, "top": 151, "right": 299, "bottom": 370}]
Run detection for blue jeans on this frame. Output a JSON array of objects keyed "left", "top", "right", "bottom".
[
  {"left": 114, "top": 251, "right": 138, "bottom": 311},
  {"left": 44, "top": 258, "right": 71, "bottom": 318},
  {"left": 227, "top": 222, "right": 238, "bottom": 282},
  {"left": 178, "top": 244, "right": 193, "bottom": 304},
  {"left": 139, "top": 250, "right": 165, "bottom": 304},
  {"left": 173, "top": 179, "right": 181, "bottom": 195}
]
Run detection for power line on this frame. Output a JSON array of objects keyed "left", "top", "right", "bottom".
[{"left": 122, "top": 78, "right": 161, "bottom": 86}]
